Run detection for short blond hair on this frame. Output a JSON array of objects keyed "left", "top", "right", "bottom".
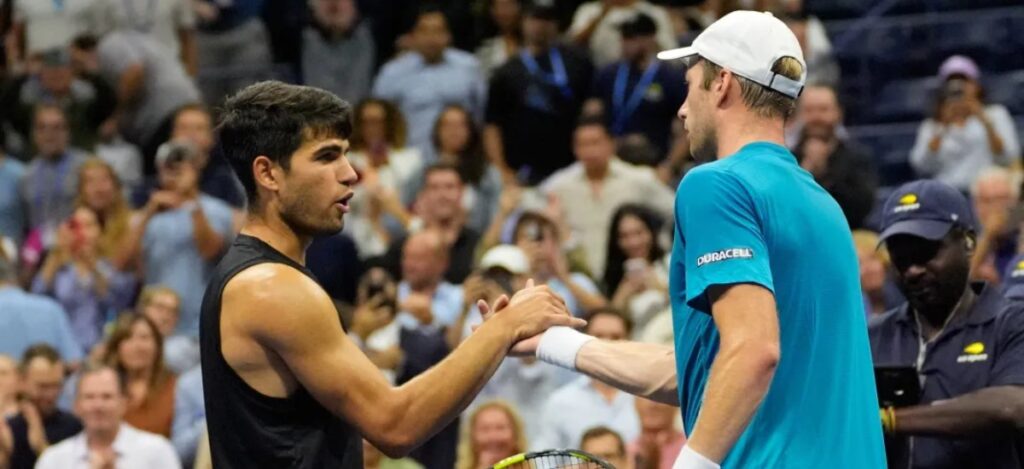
[
  {"left": 852, "top": 230, "right": 889, "bottom": 268},
  {"left": 700, "top": 56, "right": 804, "bottom": 120}
]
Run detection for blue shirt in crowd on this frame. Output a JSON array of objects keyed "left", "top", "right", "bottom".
[
  {"left": 870, "top": 283, "right": 1024, "bottom": 468},
  {"left": 0, "top": 286, "right": 83, "bottom": 362},
  {"left": 142, "top": 195, "right": 234, "bottom": 337},
  {"left": 372, "top": 49, "right": 486, "bottom": 147},
  {"left": 0, "top": 157, "right": 26, "bottom": 246},
  {"left": 669, "top": 142, "right": 886, "bottom": 467},
  {"left": 172, "top": 366, "right": 205, "bottom": 467}
]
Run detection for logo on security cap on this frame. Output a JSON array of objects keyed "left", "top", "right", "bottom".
[
  {"left": 957, "top": 341, "right": 989, "bottom": 363},
  {"left": 893, "top": 193, "right": 921, "bottom": 213}
]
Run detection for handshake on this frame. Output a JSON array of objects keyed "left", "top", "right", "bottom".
[{"left": 473, "top": 279, "right": 587, "bottom": 356}]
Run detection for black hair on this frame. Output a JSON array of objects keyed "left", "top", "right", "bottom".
[
  {"left": 20, "top": 343, "right": 61, "bottom": 370},
  {"left": 71, "top": 34, "right": 98, "bottom": 51},
  {"left": 216, "top": 81, "right": 352, "bottom": 209},
  {"left": 602, "top": 204, "right": 665, "bottom": 296},
  {"left": 430, "top": 104, "right": 487, "bottom": 185},
  {"left": 580, "top": 426, "right": 626, "bottom": 455},
  {"left": 575, "top": 114, "right": 611, "bottom": 135},
  {"left": 412, "top": 3, "right": 448, "bottom": 31}
]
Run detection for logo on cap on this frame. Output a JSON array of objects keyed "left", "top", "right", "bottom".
[
  {"left": 1013, "top": 261, "right": 1024, "bottom": 278},
  {"left": 894, "top": 193, "right": 921, "bottom": 213}
]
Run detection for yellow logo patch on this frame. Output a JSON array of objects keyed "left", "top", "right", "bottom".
[
  {"left": 899, "top": 194, "right": 918, "bottom": 205},
  {"left": 964, "top": 342, "right": 985, "bottom": 355}
]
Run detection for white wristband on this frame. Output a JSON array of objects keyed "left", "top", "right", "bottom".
[
  {"left": 672, "top": 446, "right": 720, "bottom": 469},
  {"left": 535, "top": 326, "right": 595, "bottom": 370}
]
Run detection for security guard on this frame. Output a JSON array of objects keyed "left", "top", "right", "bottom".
[{"left": 870, "top": 179, "right": 1024, "bottom": 469}]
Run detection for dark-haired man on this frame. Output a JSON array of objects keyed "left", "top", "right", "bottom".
[
  {"left": 201, "top": 81, "right": 581, "bottom": 468},
  {"left": 4, "top": 344, "right": 81, "bottom": 469}
]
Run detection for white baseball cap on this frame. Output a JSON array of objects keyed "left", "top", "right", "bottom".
[
  {"left": 480, "top": 245, "right": 529, "bottom": 275},
  {"left": 657, "top": 10, "right": 807, "bottom": 98}
]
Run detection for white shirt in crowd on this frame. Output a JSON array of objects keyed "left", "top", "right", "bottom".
[
  {"left": 35, "top": 423, "right": 182, "bottom": 469},
  {"left": 568, "top": 1, "right": 677, "bottom": 67},
  {"left": 531, "top": 376, "right": 640, "bottom": 451},
  {"left": 909, "top": 104, "right": 1021, "bottom": 192}
]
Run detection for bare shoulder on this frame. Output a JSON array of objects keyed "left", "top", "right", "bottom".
[{"left": 222, "top": 262, "right": 341, "bottom": 348}]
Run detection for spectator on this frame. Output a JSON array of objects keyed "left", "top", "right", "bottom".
[
  {"left": 485, "top": 1, "right": 593, "bottom": 185},
  {"left": 455, "top": 400, "right": 527, "bottom": 469},
  {"left": 75, "top": 159, "right": 134, "bottom": 269},
  {"left": 123, "top": 142, "right": 234, "bottom": 337},
  {"left": 346, "top": 99, "right": 424, "bottom": 258},
  {"left": 910, "top": 55, "right": 1021, "bottom": 193},
  {"left": 79, "top": 31, "right": 201, "bottom": 174},
  {"left": 394, "top": 230, "right": 464, "bottom": 331},
  {"left": 542, "top": 117, "right": 674, "bottom": 278},
  {"left": 102, "top": 313, "right": 177, "bottom": 437},
  {"left": 166, "top": 104, "right": 245, "bottom": 209},
  {"left": 969, "top": 167, "right": 1020, "bottom": 282},
  {"left": 792, "top": 85, "right": 877, "bottom": 230},
  {"left": 870, "top": 179, "right": 1024, "bottom": 468},
  {"left": 363, "top": 438, "right": 424, "bottom": 469},
  {"left": 589, "top": 13, "right": 686, "bottom": 159},
  {"left": 414, "top": 105, "right": 504, "bottom": 234},
  {"left": 851, "top": 230, "right": 903, "bottom": 317},
  {"left": 4, "top": 344, "right": 82, "bottom": 469},
  {"left": 0, "top": 356, "right": 17, "bottom": 418},
  {"left": 349, "top": 267, "right": 403, "bottom": 383},
  {"left": 6, "top": 0, "right": 109, "bottom": 71},
  {"left": 0, "top": 141, "right": 26, "bottom": 247},
  {"left": 533, "top": 308, "right": 639, "bottom": 450},
  {"left": 299, "top": 0, "right": 375, "bottom": 105},
  {"left": 391, "top": 232, "right": 463, "bottom": 469},
  {"left": 19, "top": 104, "right": 89, "bottom": 244},
  {"left": 511, "top": 211, "right": 605, "bottom": 316},
  {"left": 0, "top": 48, "right": 117, "bottom": 153},
  {"left": 628, "top": 398, "right": 684, "bottom": 469},
  {"left": 380, "top": 164, "right": 483, "bottom": 285},
  {"left": 193, "top": 0, "right": 272, "bottom": 104},
  {"left": 31, "top": 207, "right": 136, "bottom": 352},
  {"left": 603, "top": 204, "right": 668, "bottom": 334},
  {"left": 137, "top": 286, "right": 198, "bottom": 374},
  {"left": 0, "top": 244, "right": 83, "bottom": 363},
  {"left": 34, "top": 363, "right": 181, "bottom": 469},
  {"left": 579, "top": 426, "right": 630, "bottom": 469},
  {"left": 475, "top": 0, "right": 522, "bottom": 79},
  {"left": 372, "top": 5, "right": 486, "bottom": 148},
  {"left": 568, "top": 0, "right": 676, "bottom": 67},
  {"left": 170, "top": 366, "right": 202, "bottom": 467},
  {"left": 107, "top": 0, "right": 197, "bottom": 74}
]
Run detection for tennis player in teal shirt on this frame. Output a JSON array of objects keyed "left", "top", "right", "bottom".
[{"left": 521, "top": 10, "right": 885, "bottom": 468}]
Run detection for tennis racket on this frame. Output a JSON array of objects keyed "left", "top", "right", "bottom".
[{"left": 490, "top": 449, "right": 615, "bottom": 468}]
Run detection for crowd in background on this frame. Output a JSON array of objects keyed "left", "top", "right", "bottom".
[{"left": 0, "top": 0, "right": 1021, "bottom": 468}]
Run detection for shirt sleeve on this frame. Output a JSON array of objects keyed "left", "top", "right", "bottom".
[
  {"left": 985, "top": 105, "right": 1022, "bottom": 164},
  {"left": 173, "top": 0, "right": 196, "bottom": 29},
  {"left": 677, "top": 167, "right": 773, "bottom": 314},
  {"left": 150, "top": 436, "right": 184, "bottom": 469},
  {"left": 171, "top": 376, "right": 204, "bottom": 464},
  {"left": 989, "top": 305, "right": 1024, "bottom": 386},
  {"left": 908, "top": 119, "right": 941, "bottom": 175}
]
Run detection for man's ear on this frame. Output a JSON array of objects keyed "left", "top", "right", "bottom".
[{"left": 252, "top": 155, "right": 281, "bottom": 194}]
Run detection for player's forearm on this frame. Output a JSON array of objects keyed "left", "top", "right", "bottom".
[
  {"left": 686, "top": 340, "right": 779, "bottom": 463},
  {"left": 893, "top": 385, "right": 1024, "bottom": 437},
  {"left": 382, "top": 320, "right": 514, "bottom": 456},
  {"left": 575, "top": 340, "right": 678, "bottom": 405}
]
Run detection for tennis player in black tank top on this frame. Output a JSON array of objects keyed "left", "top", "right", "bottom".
[{"left": 202, "top": 81, "right": 583, "bottom": 468}]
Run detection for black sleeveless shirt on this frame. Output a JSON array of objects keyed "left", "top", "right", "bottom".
[{"left": 199, "top": 234, "right": 362, "bottom": 468}]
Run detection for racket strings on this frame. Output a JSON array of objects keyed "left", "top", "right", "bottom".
[{"left": 510, "top": 453, "right": 598, "bottom": 468}]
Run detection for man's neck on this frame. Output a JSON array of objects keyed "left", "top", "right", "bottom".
[
  {"left": 240, "top": 213, "right": 311, "bottom": 265},
  {"left": 421, "top": 50, "right": 445, "bottom": 65},
  {"left": 526, "top": 42, "right": 552, "bottom": 56},
  {"left": 916, "top": 285, "right": 976, "bottom": 341},
  {"left": 583, "top": 161, "right": 610, "bottom": 181},
  {"left": 715, "top": 119, "right": 787, "bottom": 161},
  {"left": 86, "top": 425, "right": 119, "bottom": 449},
  {"left": 411, "top": 282, "right": 439, "bottom": 296},
  {"left": 632, "top": 53, "right": 653, "bottom": 69}
]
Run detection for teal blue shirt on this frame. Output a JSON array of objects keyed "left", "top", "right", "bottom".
[{"left": 669, "top": 142, "right": 885, "bottom": 468}]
